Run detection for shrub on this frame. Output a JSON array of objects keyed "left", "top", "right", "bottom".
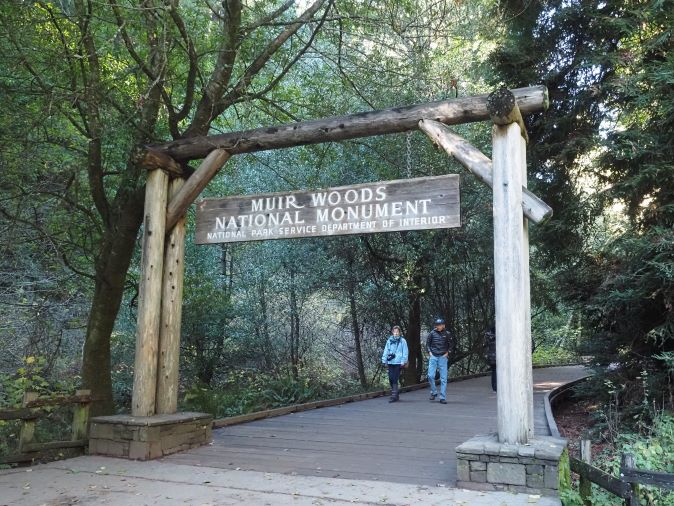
[{"left": 562, "top": 412, "right": 674, "bottom": 505}]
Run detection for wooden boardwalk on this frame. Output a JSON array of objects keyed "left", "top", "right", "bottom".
[{"left": 165, "top": 366, "right": 586, "bottom": 487}]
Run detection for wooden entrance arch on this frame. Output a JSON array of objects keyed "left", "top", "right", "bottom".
[{"left": 126, "top": 86, "right": 549, "bottom": 453}]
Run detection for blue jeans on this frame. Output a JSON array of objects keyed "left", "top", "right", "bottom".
[{"left": 428, "top": 355, "right": 448, "bottom": 400}]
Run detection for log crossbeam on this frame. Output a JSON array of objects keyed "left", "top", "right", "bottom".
[{"left": 148, "top": 86, "right": 548, "bottom": 162}]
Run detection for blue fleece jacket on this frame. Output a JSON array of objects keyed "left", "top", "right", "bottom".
[{"left": 381, "top": 336, "right": 409, "bottom": 365}]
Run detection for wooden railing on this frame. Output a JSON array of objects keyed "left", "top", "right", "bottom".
[
  {"left": 0, "top": 389, "right": 91, "bottom": 464},
  {"left": 546, "top": 377, "right": 673, "bottom": 504},
  {"left": 570, "top": 439, "right": 674, "bottom": 505}
]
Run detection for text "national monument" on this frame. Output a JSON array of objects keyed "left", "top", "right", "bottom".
[{"left": 195, "top": 174, "right": 460, "bottom": 244}]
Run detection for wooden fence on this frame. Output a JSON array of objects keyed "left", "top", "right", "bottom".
[
  {"left": 546, "top": 378, "right": 673, "bottom": 504},
  {"left": 571, "top": 439, "right": 674, "bottom": 505},
  {"left": 0, "top": 390, "right": 91, "bottom": 464}
]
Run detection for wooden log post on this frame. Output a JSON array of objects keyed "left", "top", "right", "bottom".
[
  {"left": 18, "top": 391, "right": 38, "bottom": 453},
  {"left": 417, "top": 120, "right": 552, "bottom": 224},
  {"left": 490, "top": 88, "right": 534, "bottom": 445},
  {"left": 621, "top": 454, "right": 641, "bottom": 506},
  {"left": 71, "top": 389, "right": 91, "bottom": 441},
  {"left": 519, "top": 124, "right": 535, "bottom": 439},
  {"left": 620, "top": 452, "right": 674, "bottom": 496},
  {"left": 578, "top": 439, "right": 592, "bottom": 506},
  {"left": 132, "top": 168, "right": 169, "bottom": 417},
  {"left": 156, "top": 177, "right": 187, "bottom": 414},
  {"left": 580, "top": 439, "right": 592, "bottom": 505}
]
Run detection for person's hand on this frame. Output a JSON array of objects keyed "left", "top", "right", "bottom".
[{"left": 443, "top": 353, "right": 448, "bottom": 358}]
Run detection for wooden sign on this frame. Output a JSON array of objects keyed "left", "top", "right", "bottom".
[{"left": 195, "top": 174, "right": 460, "bottom": 244}]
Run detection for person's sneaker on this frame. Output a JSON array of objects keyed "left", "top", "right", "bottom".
[
  {"left": 439, "top": 399, "right": 447, "bottom": 404},
  {"left": 429, "top": 394, "right": 437, "bottom": 401}
]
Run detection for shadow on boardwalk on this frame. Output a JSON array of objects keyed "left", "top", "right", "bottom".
[{"left": 166, "top": 365, "right": 587, "bottom": 487}]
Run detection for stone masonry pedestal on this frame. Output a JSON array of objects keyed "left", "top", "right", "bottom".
[
  {"left": 456, "top": 433, "right": 568, "bottom": 496},
  {"left": 89, "top": 412, "right": 212, "bottom": 460}
]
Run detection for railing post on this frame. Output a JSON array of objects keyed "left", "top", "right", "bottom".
[
  {"left": 621, "top": 453, "right": 640, "bottom": 506},
  {"left": 579, "top": 439, "right": 592, "bottom": 504},
  {"left": 18, "top": 391, "right": 38, "bottom": 453},
  {"left": 71, "top": 389, "right": 91, "bottom": 441}
]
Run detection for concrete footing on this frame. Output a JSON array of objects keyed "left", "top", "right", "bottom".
[
  {"left": 456, "top": 433, "right": 568, "bottom": 496},
  {"left": 89, "top": 412, "right": 212, "bottom": 460}
]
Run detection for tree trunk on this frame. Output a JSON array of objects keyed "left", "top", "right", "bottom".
[
  {"left": 81, "top": 190, "right": 145, "bottom": 416},
  {"left": 257, "top": 282, "right": 273, "bottom": 370},
  {"left": 403, "top": 290, "right": 422, "bottom": 384},
  {"left": 348, "top": 275, "right": 367, "bottom": 388},
  {"left": 289, "top": 269, "right": 300, "bottom": 380}
]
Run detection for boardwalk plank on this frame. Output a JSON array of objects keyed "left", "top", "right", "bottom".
[{"left": 164, "top": 366, "right": 586, "bottom": 486}]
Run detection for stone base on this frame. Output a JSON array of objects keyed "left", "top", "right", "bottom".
[
  {"left": 89, "top": 412, "right": 213, "bottom": 460},
  {"left": 456, "top": 433, "right": 568, "bottom": 496}
]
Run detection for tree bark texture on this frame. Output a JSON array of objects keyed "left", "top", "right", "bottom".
[
  {"left": 257, "top": 282, "right": 274, "bottom": 370},
  {"left": 289, "top": 268, "right": 300, "bottom": 380},
  {"left": 348, "top": 271, "right": 367, "bottom": 388},
  {"left": 402, "top": 288, "right": 423, "bottom": 385}
]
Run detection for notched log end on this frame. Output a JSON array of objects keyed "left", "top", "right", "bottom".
[
  {"left": 487, "top": 86, "right": 516, "bottom": 119},
  {"left": 139, "top": 149, "right": 184, "bottom": 177},
  {"left": 539, "top": 207, "right": 553, "bottom": 224},
  {"left": 488, "top": 86, "right": 529, "bottom": 143}
]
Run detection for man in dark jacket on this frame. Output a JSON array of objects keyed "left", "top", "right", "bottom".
[{"left": 426, "top": 318, "right": 453, "bottom": 404}]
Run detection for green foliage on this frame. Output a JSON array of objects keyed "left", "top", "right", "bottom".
[
  {"left": 532, "top": 346, "right": 580, "bottom": 366},
  {"left": 181, "top": 370, "right": 365, "bottom": 419},
  {"left": 491, "top": 0, "right": 674, "bottom": 415},
  {"left": 0, "top": 356, "right": 82, "bottom": 464},
  {"left": 0, "top": 357, "right": 56, "bottom": 408},
  {"left": 558, "top": 448, "right": 572, "bottom": 494},
  {"left": 563, "top": 413, "right": 674, "bottom": 506}
]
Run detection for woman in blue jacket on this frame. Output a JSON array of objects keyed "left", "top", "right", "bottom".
[{"left": 381, "top": 325, "right": 409, "bottom": 403}]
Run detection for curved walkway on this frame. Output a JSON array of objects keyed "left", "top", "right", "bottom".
[{"left": 166, "top": 365, "right": 587, "bottom": 487}]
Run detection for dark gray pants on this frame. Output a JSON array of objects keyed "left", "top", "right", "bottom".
[{"left": 388, "top": 364, "right": 401, "bottom": 398}]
